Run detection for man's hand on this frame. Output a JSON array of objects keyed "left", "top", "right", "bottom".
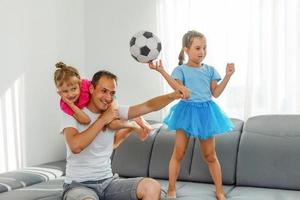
[
  {"left": 169, "top": 90, "right": 185, "bottom": 100},
  {"left": 177, "top": 85, "right": 190, "bottom": 99},
  {"left": 100, "top": 105, "right": 119, "bottom": 125}
]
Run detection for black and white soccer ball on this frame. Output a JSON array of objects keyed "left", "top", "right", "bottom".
[{"left": 129, "top": 31, "right": 162, "bottom": 63}]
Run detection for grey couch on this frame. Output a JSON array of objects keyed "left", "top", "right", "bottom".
[{"left": 0, "top": 115, "right": 300, "bottom": 200}]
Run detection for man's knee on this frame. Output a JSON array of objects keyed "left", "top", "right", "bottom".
[
  {"left": 63, "top": 187, "right": 99, "bottom": 200},
  {"left": 137, "top": 178, "right": 161, "bottom": 198},
  {"left": 147, "top": 178, "right": 161, "bottom": 194}
]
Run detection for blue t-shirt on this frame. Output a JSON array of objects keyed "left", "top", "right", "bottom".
[{"left": 172, "top": 64, "right": 221, "bottom": 102}]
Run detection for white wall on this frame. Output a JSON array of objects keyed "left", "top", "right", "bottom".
[
  {"left": 0, "top": 0, "right": 85, "bottom": 167},
  {"left": 84, "top": 0, "right": 163, "bottom": 121},
  {"left": 1, "top": 0, "right": 161, "bottom": 168}
]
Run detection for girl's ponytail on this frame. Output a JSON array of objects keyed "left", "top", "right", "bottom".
[{"left": 178, "top": 48, "right": 185, "bottom": 65}]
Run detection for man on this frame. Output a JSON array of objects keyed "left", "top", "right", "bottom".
[{"left": 61, "top": 70, "right": 183, "bottom": 200}]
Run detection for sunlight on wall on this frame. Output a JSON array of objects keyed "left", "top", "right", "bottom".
[{"left": 0, "top": 74, "right": 25, "bottom": 173}]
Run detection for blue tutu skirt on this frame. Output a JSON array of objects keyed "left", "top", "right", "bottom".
[{"left": 163, "top": 100, "right": 234, "bottom": 139}]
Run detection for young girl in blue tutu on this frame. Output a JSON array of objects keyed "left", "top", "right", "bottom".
[{"left": 149, "top": 30, "right": 235, "bottom": 200}]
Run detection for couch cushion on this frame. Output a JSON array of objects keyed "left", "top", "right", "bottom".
[
  {"left": 236, "top": 115, "right": 300, "bottom": 190},
  {"left": 158, "top": 179, "right": 234, "bottom": 200},
  {"left": 0, "top": 178, "right": 64, "bottom": 200},
  {"left": 112, "top": 122, "right": 162, "bottom": 177},
  {"left": 187, "top": 119, "right": 243, "bottom": 184},
  {"left": 227, "top": 186, "right": 300, "bottom": 200},
  {"left": 38, "top": 160, "right": 66, "bottom": 176},
  {"left": 149, "top": 126, "right": 195, "bottom": 181},
  {"left": 0, "top": 160, "right": 65, "bottom": 193}
]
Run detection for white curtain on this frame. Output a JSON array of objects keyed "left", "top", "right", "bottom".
[
  {"left": 156, "top": 0, "right": 300, "bottom": 120},
  {"left": 0, "top": 75, "right": 25, "bottom": 173}
]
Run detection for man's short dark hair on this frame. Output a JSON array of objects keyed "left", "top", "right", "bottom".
[{"left": 91, "top": 70, "right": 118, "bottom": 87}]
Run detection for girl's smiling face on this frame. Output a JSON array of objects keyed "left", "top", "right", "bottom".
[{"left": 57, "top": 77, "right": 81, "bottom": 103}]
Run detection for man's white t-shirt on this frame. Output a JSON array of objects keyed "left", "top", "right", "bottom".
[{"left": 60, "top": 106, "right": 129, "bottom": 184}]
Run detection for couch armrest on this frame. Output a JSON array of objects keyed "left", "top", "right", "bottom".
[{"left": 0, "top": 160, "right": 65, "bottom": 193}]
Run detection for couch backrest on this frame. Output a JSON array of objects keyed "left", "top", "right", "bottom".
[
  {"left": 149, "top": 126, "right": 195, "bottom": 180},
  {"left": 111, "top": 122, "right": 162, "bottom": 177},
  {"left": 187, "top": 119, "right": 243, "bottom": 185},
  {"left": 236, "top": 115, "right": 300, "bottom": 190},
  {"left": 149, "top": 119, "right": 243, "bottom": 185}
]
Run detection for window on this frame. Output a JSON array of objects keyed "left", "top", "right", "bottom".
[{"left": 157, "top": 0, "right": 300, "bottom": 119}]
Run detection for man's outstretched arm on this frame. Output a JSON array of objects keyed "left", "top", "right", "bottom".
[{"left": 127, "top": 91, "right": 181, "bottom": 119}]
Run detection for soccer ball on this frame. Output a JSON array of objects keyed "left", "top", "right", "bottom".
[{"left": 129, "top": 31, "right": 162, "bottom": 63}]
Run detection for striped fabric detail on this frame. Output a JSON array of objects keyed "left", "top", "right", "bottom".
[
  {"left": 0, "top": 167, "right": 63, "bottom": 193},
  {"left": 19, "top": 188, "right": 62, "bottom": 191},
  {"left": 0, "top": 183, "right": 12, "bottom": 192},
  {"left": 22, "top": 167, "right": 63, "bottom": 181}
]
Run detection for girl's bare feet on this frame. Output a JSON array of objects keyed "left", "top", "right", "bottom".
[
  {"left": 167, "top": 189, "right": 176, "bottom": 199},
  {"left": 216, "top": 192, "right": 226, "bottom": 200},
  {"left": 134, "top": 117, "right": 152, "bottom": 131},
  {"left": 133, "top": 117, "right": 152, "bottom": 141},
  {"left": 131, "top": 121, "right": 150, "bottom": 141}
]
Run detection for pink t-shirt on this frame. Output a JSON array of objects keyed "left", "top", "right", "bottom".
[{"left": 60, "top": 79, "right": 91, "bottom": 116}]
